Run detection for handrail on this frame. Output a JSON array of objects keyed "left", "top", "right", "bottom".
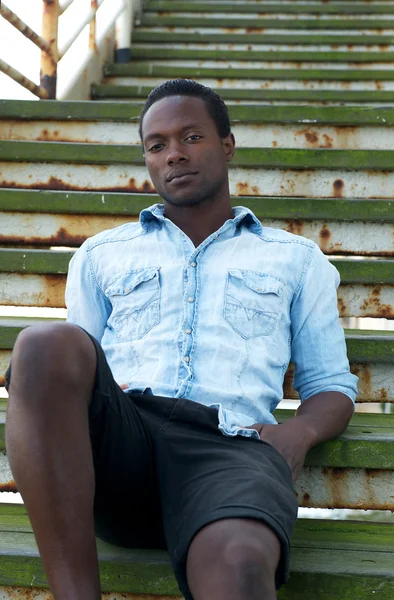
[{"left": 0, "top": 0, "right": 140, "bottom": 100}]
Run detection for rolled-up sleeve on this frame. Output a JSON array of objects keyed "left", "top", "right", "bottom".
[
  {"left": 65, "top": 242, "right": 110, "bottom": 343},
  {"left": 290, "top": 243, "right": 358, "bottom": 403}
]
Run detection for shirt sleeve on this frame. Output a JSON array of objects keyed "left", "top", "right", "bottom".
[
  {"left": 65, "top": 242, "right": 110, "bottom": 343},
  {"left": 290, "top": 243, "right": 358, "bottom": 403}
]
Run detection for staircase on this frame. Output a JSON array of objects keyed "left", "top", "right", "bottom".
[{"left": 1, "top": 0, "right": 394, "bottom": 598}]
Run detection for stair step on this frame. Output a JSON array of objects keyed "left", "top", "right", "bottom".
[
  {"left": 140, "top": 15, "right": 394, "bottom": 29},
  {"left": 91, "top": 84, "right": 394, "bottom": 104},
  {"left": 129, "top": 48, "right": 394, "bottom": 62},
  {"left": 104, "top": 63, "right": 394, "bottom": 81},
  {"left": 132, "top": 30, "right": 394, "bottom": 45},
  {"left": 145, "top": 2, "right": 394, "bottom": 15}
]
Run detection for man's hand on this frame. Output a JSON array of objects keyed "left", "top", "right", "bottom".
[
  {"left": 245, "top": 418, "right": 314, "bottom": 482},
  {"left": 246, "top": 391, "right": 354, "bottom": 483},
  {"left": 119, "top": 384, "right": 128, "bottom": 390}
]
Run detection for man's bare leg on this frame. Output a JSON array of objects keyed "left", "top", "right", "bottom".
[
  {"left": 186, "top": 518, "right": 281, "bottom": 600},
  {"left": 6, "top": 323, "right": 101, "bottom": 600}
]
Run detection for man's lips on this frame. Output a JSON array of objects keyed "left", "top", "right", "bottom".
[{"left": 166, "top": 168, "right": 198, "bottom": 183}]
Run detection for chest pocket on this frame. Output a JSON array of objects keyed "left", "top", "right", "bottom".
[
  {"left": 105, "top": 268, "right": 160, "bottom": 341},
  {"left": 224, "top": 270, "right": 284, "bottom": 339}
]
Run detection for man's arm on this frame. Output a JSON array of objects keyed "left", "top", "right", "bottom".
[{"left": 250, "top": 244, "right": 358, "bottom": 481}]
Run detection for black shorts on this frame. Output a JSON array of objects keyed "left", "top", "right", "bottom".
[{"left": 87, "top": 334, "right": 298, "bottom": 598}]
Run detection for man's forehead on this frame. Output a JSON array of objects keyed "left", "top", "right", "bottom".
[{"left": 142, "top": 95, "right": 212, "bottom": 137}]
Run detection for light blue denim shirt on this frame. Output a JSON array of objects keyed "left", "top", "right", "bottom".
[{"left": 66, "top": 204, "right": 358, "bottom": 439}]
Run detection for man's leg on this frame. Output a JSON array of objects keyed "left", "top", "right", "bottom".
[
  {"left": 186, "top": 518, "right": 280, "bottom": 600},
  {"left": 6, "top": 322, "right": 101, "bottom": 600}
]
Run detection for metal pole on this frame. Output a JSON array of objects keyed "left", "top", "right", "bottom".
[
  {"left": 0, "top": 58, "right": 49, "bottom": 99},
  {"left": 115, "top": 0, "right": 132, "bottom": 63},
  {"left": 40, "top": 0, "right": 59, "bottom": 99},
  {"left": 89, "top": 0, "right": 98, "bottom": 52}
]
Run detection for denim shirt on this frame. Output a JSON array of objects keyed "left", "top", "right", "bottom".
[{"left": 66, "top": 204, "right": 358, "bottom": 439}]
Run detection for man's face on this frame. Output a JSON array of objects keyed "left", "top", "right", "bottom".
[{"left": 141, "top": 95, "right": 235, "bottom": 208}]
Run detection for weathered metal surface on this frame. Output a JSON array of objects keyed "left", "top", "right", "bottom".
[
  {"left": 3, "top": 163, "right": 394, "bottom": 198},
  {"left": 0, "top": 121, "right": 141, "bottom": 145},
  {"left": 0, "top": 213, "right": 133, "bottom": 247},
  {"left": 0, "top": 4, "right": 55, "bottom": 57},
  {"left": 92, "top": 83, "right": 394, "bottom": 104},
  {"left": 268, "top": 221, "right": 394, "bottom": 256},
  {"left": 339, "top": 285, "right": 394, "bottom": 318},
  {"left": 284, "top": 362, "right": 394, "bottom": 402},
  {"left": 4, "top": 214, "right": 394, "bottom": 256},
  {"left": 130, "top": 48, "right": 394, "bottom": 64},
  {"left": 106, "top": 75, "right": 394, "bottom": 90},
  {"left": 89, "top": 0, "right": 98, "bottom": 52},
  {"left": 3, "top": 120, "right": 394, "bottom": 150},
  {"left": 0, "top": 275, "right": 66, "bottom": 308},
  {"left": 141, "top": 15, "right": 394, "bottom": 31},
  {"left": 0, "top": 589, "right": 183, "bottom": 600},
  {"left": 133, "top": 42, "right": 394, "bottom": 53},
  {"left": 40, "top": 0, "right": 59, "bottom": 100},
  {"left": 0, "top": 61, "right": 48, "bottom": 100},
  {"left": 296, "top": 466, "right": 394, "bottom": 510},
  {"left": 229, "top": 167, "right": 394, "bottom": 199},
  {"left": 0, "top": 453, "right": 15, "bottom": 494},
  {"left": 0, "top": 352, "right": 10, "bottom": 387},
  {"left": 145, "top": 2, "right": 394, "bottom": 15}
]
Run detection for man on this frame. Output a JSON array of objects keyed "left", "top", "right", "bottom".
[{"left": 6, "top": 79, "right": 358, "bottom": 600}]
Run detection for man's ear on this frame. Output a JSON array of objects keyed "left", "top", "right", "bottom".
[{"left": 222, "top": 132, "right": 236, "bottom": 162}]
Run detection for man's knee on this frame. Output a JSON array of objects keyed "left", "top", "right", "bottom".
[
  {"left": 9, "top": 323, "right": 97, "bottom": 393},
  {"left": 187, "top": 519, "right": 280, "bottom": 597}
]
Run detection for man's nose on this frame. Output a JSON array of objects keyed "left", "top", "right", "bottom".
[{"left": 166, "top": 143, "right": 188, "bottom": 166}]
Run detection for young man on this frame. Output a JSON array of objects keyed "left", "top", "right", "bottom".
[{"left": 6, "top": 79, "right": 358, "bottom": 600}]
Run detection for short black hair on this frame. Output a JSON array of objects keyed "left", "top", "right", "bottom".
[{"left": 138, "top": 79, "right": 231, "bottom": 141}]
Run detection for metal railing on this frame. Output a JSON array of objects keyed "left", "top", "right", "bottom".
[{"left": 0, "top": 0, "right": 142, "bottom": 100}]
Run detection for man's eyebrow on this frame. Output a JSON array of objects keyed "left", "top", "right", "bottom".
[{"left": 144, "top": 123, "right": 205, "bottom": 144}]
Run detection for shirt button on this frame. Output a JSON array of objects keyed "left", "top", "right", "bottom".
[
  {"left": 190, "top": 261, "right": 197, "bottom": 267},
  {"left": 185, "top": 328, "right": 192, "bottom": 334},
  {"left": 184, "top": 356, "right": 190, "bottom": 363},
  {"left": 187, "top": 296, "right": 194, "bottom": 303}
]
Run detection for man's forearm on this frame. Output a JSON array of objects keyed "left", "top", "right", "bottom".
[{"left": 294, "top": 391, "right": 354, "bottom": 452}]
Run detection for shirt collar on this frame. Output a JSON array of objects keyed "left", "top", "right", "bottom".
[{"left": 140, "top": 203, "right": 263, "bottom": 235}]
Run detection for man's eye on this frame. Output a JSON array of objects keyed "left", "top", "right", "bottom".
[
  {"left": 148, "top": 143, "right": 164, "bottom": 152},
  {"left": 187, "top": 135, "right": 202, "bottom": 141}
]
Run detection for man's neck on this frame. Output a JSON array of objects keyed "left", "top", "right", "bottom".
[{"left": 164, "top": 198, "right": 234, "bottom": 248}]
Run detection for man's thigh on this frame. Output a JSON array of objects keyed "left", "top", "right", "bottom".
[{"left": 87, "top": 334, "right": 168, "bottom": 549}]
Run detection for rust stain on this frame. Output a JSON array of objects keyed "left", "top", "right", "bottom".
[
  {"left": 337, "top": 297, "right": 346, "bottom": 316},
  {"left": 284, "top": 220, "right": 304, "bottom": 236},
  {"left": 375, "top": 82, "right": 384, "bottom": 91},
  {"left": 1, "top": 588, "right": 52, "bottom": 600},
  {"left": 302, "top": 492, "right": 311, "bottom": 506},
  {"left": 235, "top": 182, "right": 258, "bottom": 196},
  {"left": 305, "top": 131, "right": 318, "bottom": 144},
  {"left": 272, "top": 141, "right": 278, "bottom": 147},
  {"left": 332, "top": 179, "right": 344, "bottom": 198},
  {"left": 0, "top": 176, "right": 155, "bottom": 194},
  {"left": 351, "top": 364, "right": 373, "bottom": 400},
  {"left": 0, "top": 481, "right": 17, "bottom": 493},
  {"left": 321, "top": 134, "right": 333, "bottom": 149},
  {"left": 0, "top": 227, "right": 86, "bottom": 248},
  {"left": 376, "top": 388, "right": 388, "bottom": 401},
  {"left": 360, "top": 286, "right": 394, "bottom": 319},
  {"left": 246, "top": 28, "right": 265, "bottom": 33}
]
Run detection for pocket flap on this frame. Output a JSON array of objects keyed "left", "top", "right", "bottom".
[
  {"left": 228, "top": 270, "right": 284, "bottom": 296},
  {"left": 106, "top": 268, "right": 159, "bottom": 297}
]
